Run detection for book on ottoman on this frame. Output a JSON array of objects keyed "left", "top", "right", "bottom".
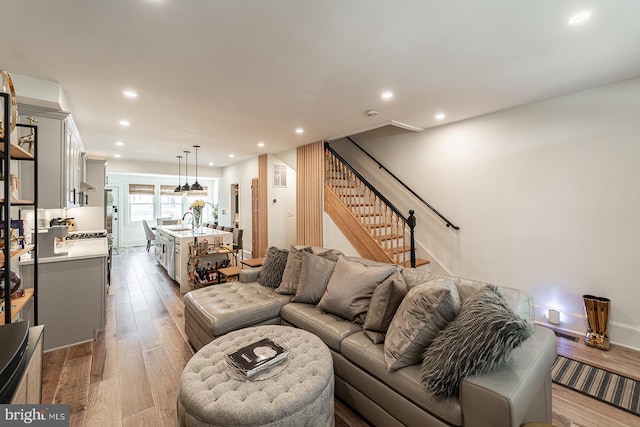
[{"left": 225, "top": 338, "right": 289, "bottom": 378}]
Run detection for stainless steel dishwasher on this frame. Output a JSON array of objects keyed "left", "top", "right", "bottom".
[{"left": 167, "top": 235, "right": 175, "bottom": 280}]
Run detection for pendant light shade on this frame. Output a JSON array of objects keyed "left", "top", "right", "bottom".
[
  {"left": 181, "top": 150, "right": 191, "bottom": 192},
  {"left": 190, "top": 145, "right": 203, "bottom": 191},
  {"left": 174, "top": 155, "right": 183, "bottom": 192}
]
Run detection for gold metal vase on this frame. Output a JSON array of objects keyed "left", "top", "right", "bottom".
[{"left": 582, "top": 294, "right": 610, "bottom": 350}]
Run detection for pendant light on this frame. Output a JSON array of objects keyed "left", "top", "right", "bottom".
[
  {"left": 174, "top": 155, "right": 183, "bottom": 192},
  {"left": 181, "top": 150, "right": 191, "bottom": 191},
  {"left": 190, "top": 145, "right": 203, "bottom": 191}
]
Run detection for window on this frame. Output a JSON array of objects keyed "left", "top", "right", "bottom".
[
  {"left": 160, "top": 185, "right": 183, "bottom": 219},
  {"left": 129, "top": 184, "right": 155, "bottom": 222},
  {"left": 273, "top": 164, "right": 287, "bottom": 187}
]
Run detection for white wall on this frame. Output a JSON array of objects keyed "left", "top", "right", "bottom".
[
  {"left": 347, "top": 77, "right": 640, "bottom": 349},
  {"left": 220, "top": 157, "right": 258, "bottom": 256},
  {"left": 268, "top": 153, "right": 297, "bottom": 249},
  {"left": 219, "top": 154, "right": 297, "bottom": 256}
]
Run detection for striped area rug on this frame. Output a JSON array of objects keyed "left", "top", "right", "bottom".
[{"left": 552, "top": 356, "right": 640, "bottom": 416}]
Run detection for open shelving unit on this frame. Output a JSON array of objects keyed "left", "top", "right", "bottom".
[{"left": 1, "top": 91, "right": 39, "bottom": 326}]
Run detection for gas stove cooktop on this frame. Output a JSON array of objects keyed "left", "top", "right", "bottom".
[{"left": 65, "top": 231, "right": 108, "bottom": 240}]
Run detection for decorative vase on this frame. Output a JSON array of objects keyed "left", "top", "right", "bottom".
[
  {"left": 583, "top": 294, "right": 610, "bottom": 350},
  {"left": 193, "top": 207, "right": 202, "bottom": 233}
]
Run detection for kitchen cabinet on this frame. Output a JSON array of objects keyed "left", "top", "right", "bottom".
[
  {"left": 20, "top": 250, "right": 108, "bottom": 351},
  {"left": 85, "top": 159, "right": 106, "bottom": 208},
  {"left": 18, "top": 112, "right": 83, "bottom": 208}
]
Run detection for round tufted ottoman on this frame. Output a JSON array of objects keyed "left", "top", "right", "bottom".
[{"left": 178, "top": 325, "right": 335, "bottom": 427}]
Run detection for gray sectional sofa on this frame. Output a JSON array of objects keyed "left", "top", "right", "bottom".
[{"left": 183, "top": 248, "right": 557, "bottom": 427}]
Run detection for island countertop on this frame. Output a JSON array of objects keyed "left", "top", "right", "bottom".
[
  {"left": 156, "top": 225, "right": 233, "bottom": 241},
  {"left": 20, "top": 238, "right": 108, "bottom": 265}
]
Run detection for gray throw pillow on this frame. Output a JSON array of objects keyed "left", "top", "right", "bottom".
[
  {"left": 363, "top": 270, "right": 408, "bottom": 344},
  {"left": 275, "top": 246, "right": 312, "bottom": 295},
  {"left": 420, "top": 285, "right": 534, "bottom": 398},
  {"left": 291, "top": 252, "right": 337, "bottom": 304},
  {"left": 317, "top": 256, "right": 397, "bottom": 323},
  {"left": 256, "top": 247, "right": 289, "bottom": 288},
  {"left": 384, "top": 278, "right": 461, "bottom": 371}
]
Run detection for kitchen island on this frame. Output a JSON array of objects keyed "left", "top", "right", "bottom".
[
  {"left": 154, "top": 225, "right": 233, "bottom": 293},
  {"left": 20, "top": 237, "right": 109, "bottom": 351}
]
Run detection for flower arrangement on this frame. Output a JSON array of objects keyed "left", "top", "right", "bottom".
[{"left": 190, "top": 199, "right": 205, "bottom": 210}]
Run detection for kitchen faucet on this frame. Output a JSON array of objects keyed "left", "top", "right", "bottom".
[{"left": 182, "top": 211, "right": 195, "bottom": 233}]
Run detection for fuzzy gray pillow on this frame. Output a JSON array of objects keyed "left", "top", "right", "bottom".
[
  {"left": 275, "top": 246, "right": 312, "bottom": 295},
  {"left": 420, "top": 284, "right": 534, "bottom": 398},
  {"left": 256, "top": 247, "right": 289, "bottom": 288}
]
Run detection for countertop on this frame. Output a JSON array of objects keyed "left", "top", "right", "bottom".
[
  {"left": 156, "top": 225, "right": 233, "bottom": 241},
  {"left": 20, "top": 238, "right": 109, "bottom": 265}
]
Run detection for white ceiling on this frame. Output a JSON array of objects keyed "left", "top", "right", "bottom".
[{"left": 2, "top": 1, "right": 640, "bottom": 168}]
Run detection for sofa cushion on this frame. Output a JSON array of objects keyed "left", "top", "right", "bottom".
[
  {"left": 256, "top": 246, "right": 289, "bottom": 288},
  {"left": 183, "top": 282, "right": 291, "bottom": 337},
  {"left": 317, "top": 256, "right": 397, "bottom": 323},
  {"left": 292, "top": 252, "right": 337, "bottom": 304},
  {"left": 340, "top": 332, "right": 462, "bottom": 426},
  {"left": 420, "top": 284, "right": 534, "bottom": 398},
  {"left": 384, "top": 278, "right": 460, "bottom": 371},
  {"left": 281, "top": 303, "right": 362, "bottom": 351},
  {"left": 275, "top": 246, "right": 312, "bottom": 295},
  {"left": 363, "top": 270, "right": 408, "bottom": 344}
]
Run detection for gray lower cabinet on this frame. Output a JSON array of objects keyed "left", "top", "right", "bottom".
[{"left": 21, "top": 257, "right": 107, "bottom": 351}]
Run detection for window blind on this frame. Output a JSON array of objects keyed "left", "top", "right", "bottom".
[
  {"left": 160, "top": 185, "right": 181, "bottom": 195},
  {"left": 128, "top": 184, "right": 155, "bottom": 195}
]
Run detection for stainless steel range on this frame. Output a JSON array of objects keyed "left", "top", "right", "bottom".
[{"left": 65, "top": 231, "right": 108, "bottom": 240}]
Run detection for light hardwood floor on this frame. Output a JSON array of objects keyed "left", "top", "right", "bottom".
[{"left": 41, "top": 247, "right": 639, "bottom": 427}]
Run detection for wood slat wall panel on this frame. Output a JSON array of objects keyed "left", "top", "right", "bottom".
[
  {"left": 296, "top": 141, "right": 324, "bottom": 246},
  {"left": 257, "top": 154, "right": 268, "bottom": 257}
]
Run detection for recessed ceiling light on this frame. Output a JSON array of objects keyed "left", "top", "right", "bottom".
[
  {"left": 115, "top": 141, "right": 124, "bottom": 146},
  {"left": 295, "top": 128, "right": 304, "bottom": 134},
  {"left": 123, "top": 90, "right": 138, "bottom": 99},
  {"left": 435, "top": 113, "right": 446, "bottom": 120},
  {"left": 258, "top": 141, "right": 265, "bottom": 147},
  {"left": 229, "top": 154, "right": 235, "bottom": 158},
  {"left": 114, "top": 154, "right": 121, "bottom": 158},
  {"left": 568, "top": 11, "right": 591, "bottom": 25},
  {"left": 119, "top": 120, "right": 130, "bottom": 126},
  {"left": 381, "top": 91, "right": 393, "bottom": 100},
  {"left": 208, "top": 162, "right": 214, "bottom": 166}
]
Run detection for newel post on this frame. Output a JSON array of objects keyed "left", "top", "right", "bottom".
[{"left": 408, "top": 210, "right": 416, "bottom": 268}]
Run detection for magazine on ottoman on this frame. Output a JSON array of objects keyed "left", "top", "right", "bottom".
[{"left": 225, "top": 338, "right": 289, "bottom": 378}]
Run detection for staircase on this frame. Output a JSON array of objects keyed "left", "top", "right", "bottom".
[{"left": 324, "top": 145, "right": 429, "bottom": 268}]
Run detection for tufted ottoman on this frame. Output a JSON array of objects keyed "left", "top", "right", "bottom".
[
  {"left": 178, "top": 325, "right": 335, "bottom": 427},
  {"left": 184, "top": 282, "right": 292, "bottom": 350}
]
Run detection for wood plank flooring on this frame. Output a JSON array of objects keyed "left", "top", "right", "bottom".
[{"left": 41, "top": 247, "right": 639, "bottom": 427}]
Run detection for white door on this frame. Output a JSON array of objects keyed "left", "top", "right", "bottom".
[{"left": 106, "top": 186, "right": 120, "bottom": 247}]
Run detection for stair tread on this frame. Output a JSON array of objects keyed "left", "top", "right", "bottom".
[
  {"left": 376, "top": 233, "right": 403, "bottom": 241},
  {"left": 366, "top": 223, "right": 392, "bottom": 228},
  {"left": 389, "top": 245, "right": 411, "bottom": 254},
  {"left": 399, "top": 258, "right": 431, "bottom": 268},
  {"left": 356, "top": 212, "right": 383, "bottom": 217}
]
